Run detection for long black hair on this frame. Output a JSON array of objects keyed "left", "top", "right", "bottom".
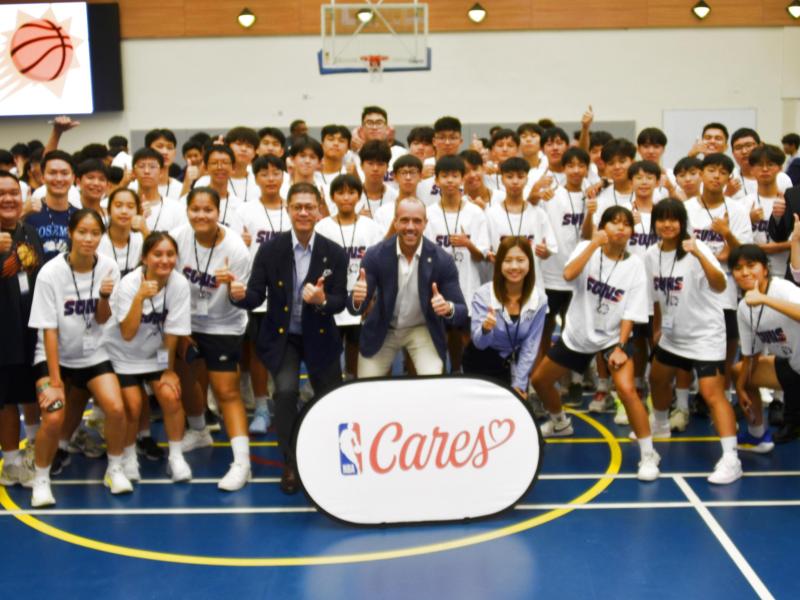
[{"left": 651, "top": 198, "right": 690, "bottom": 260}]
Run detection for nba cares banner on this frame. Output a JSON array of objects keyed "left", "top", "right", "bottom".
[{"left": 295, "top": 377, "right": 542, "bottom": 525}]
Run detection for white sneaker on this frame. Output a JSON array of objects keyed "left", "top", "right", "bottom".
[
  {"left": 31, "top": 476, "right": 55, "bottom": 507},
  {"left": 613, "top": 399, "right": 629, "bottom": 425},
  {"left": 248, "top": 407, "right": 271, "bottom": 435},
  {"left": 588, "top": 391, "right": 615, "bottom": 413},
  {"left": 218, "top": 461, "right": 251, "bottom": 491},
  {"left": 167, "top": 455, "right": 192, "bottom": 482},
  {"left": 122, "top": 454, "right": 141, "bottom": 482},
  {"left": 669, "top": 408, "right": 690, "bottom": 432},
  {"left": 104, "top": 464, "right": 133, "bottom": 494},
  {"left": 181, "top": 428, "right": 213, "bottom": 452},
  {"left": 540, "top": 417, "right": 574, "bottom": 437},
  {"left": 637, "top": 450, "right": 661, "bottom": 482},
  {"left": 707, "top": 454, "right": 743, "bottom": 485},
  {"left": 0, "top": 461, "right": 35, "bottom": 488},
  {"left": 629, "top": 419, "right": 671, "bottom": 440}
]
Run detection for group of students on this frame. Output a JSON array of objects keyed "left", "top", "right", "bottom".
[{"left": 1, "top": 108, "right": 799, "bottom": 508}]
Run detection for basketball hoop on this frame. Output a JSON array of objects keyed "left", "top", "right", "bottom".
[{"left": 361, "top": 54, "right": 388, "bottom": 82}]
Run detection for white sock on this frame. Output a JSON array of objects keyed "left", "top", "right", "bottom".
[
  {"left": 551, "top": 410, "right": 569, "bottom": 424},
  {"left": 654, "top": 410, "right": 669, "bottom": 428},
  {"left": 570, "top": 371, "right": 583, "bottom": 384},
  {"left": 774, "top": 390, "right": 784, "bottom": 402},
  {"left": 25, "top": 423, "right": 39, "bottom": 443},
  {"left": 58, "top": 439, "right": 69, "bottom": 451},
  {"left": 35, "top": 465, "right": 50, "bottom": 479},
  {"left": 107, "top": 454, "right": 123, "bottom": 468},
  {"left": 637, "top": 436, "right": 654, "bottom": 455},
  {"left": 748, "top": 423, "right": 766, "bottom": 438},
  {"left": 675, "top": 389, "right": 689, "bottom": 412},
  {"left": 3, "top": 450, "right": 20, "bottom": 466},
  {"left": 187, "top": 414, "right": 206, "bottom": 431},
  {"left": 720, "top": 435, "right": 737, "bottom": 456},
  {"left": 254, "top": 395, "right": 269, "bottom": 411},
  {"left": 724, "top": 389, "right": 732, "bottom": 403},
  {"left": 123, "top": 444, "right": 136, "bottom": 460},
  {"left": 91, "top": 404, "right": 105, "bottom": 419},
  {"left": 230, "top": 435, "right": 250, "bottom": 465},
  {"left": 137, "top": 429, "right": 151, "bottom": 440},
  {"left": 597, "top": 378, "right": 610, "bottom": 393},
  {"left": 168, "top": 441, "right": 183, "bottom": 461}
]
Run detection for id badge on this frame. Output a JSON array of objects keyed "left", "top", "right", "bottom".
[
  {"left": 595, "top": 304, "right": 611, "bottom": 333},
  {"left": 17, "top": 271, "right": 29, "bottom": 295},
  {"left": 347, "top": 260, "right": 360, "bottom": 290},
  {"left": 82, "top": 332, "right": 97, "bottom": 355},
  {"left": 195, "top": 294, "right": 209, "bottom": 317},
  {"left": 661, "top": 314, "right": 674, "bottom": 331},
  {"left": 156, "top": 348, "right": 169, "bottom": 368}
]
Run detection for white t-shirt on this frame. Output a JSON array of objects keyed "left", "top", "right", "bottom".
[
  {"left": 684, "top": 196, "right": 753, "bottom": 310},
  {"left": 171, "top": 224, "right": 250, "bottom": 335},
  {"left": 32, "top": 185, "right": 82, "bottom": 208},
  {"left": 645, "top": 240, "right": 726, "bottom": 361},
  {"left": 424, "top": 202, "right": 489, "bottom": 315},
  {"left": 539, "top": 187, "right": 587, "bottom": 291},
  {"left": 373, "top": 202, "right": 398, "bottom": 236},
  {"left": 730, "top": 167, "right": 792, "bottom": 200},
  {"left": 485, "top": 201, "right": 558, "bottom": 298},
  {"left": 416, "top": 177, "right": 443, "bottom": 207},
  {"left": 315, "top": 216, "right": 383, "bottom": 326},
  {"left": 142, "top": 197, "right": 187, "bottom": 233},
  {"left": 97, "top": 231, "right": 144, "bottom": 278},
  {"left": 104, "top": 268, "right": 192, "bottom": 374},
  {"left": 314, "top": 168, "right": 347, "bottom": 205},
  {"left": 741, "top": 192, "right": 789, "bottom": 277},
  {"left": 357, "top": 185, "right": 399, "bottom": 220},
  {"left": 130, "top": 178, "right": 182, "bottom": 200},
  {"left": 195, "top": 174, "right": 261, "bottom": 204},
  {"left": 561, "top": 241, "right": 649, "bottom": 354},
  {"left": 593, "top": 184, "right": 635, "bottom": 226},
  {"left": 737, "top": 277, "right": 800, "bottom": 374},
  {"left": 29, "top": 253, "right": 121, "bottom": 368}
]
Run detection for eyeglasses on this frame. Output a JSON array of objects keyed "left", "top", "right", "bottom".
[
  {"left": 732, "top": 142, "right": 757, "bottom": 153},
  {"left": 395, "top": 168, "right": 420, "bottom": 178},
  {"left": 289, "top": 203, "right": 318, "bottom": 213},
  {"left": 364, "top": 119, "right": 387, "bottom": 128}
]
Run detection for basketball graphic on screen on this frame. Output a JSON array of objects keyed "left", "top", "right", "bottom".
[{"left": 10, "top": 19, "right": 74, "bottom": 82}]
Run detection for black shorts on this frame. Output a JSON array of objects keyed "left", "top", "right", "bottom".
[
  {"left": 632, "top": 316, "right": 654, "bottom": 340},
  {"left": 547, "top": 338, "right": 626, "bottom": 374},
  {"left": 338, "top": 324, "right": 361, "bottom": 345},
  {"left": 0, "top": 365, "right": 36, "bottom": 407},
  {"left": 774, "top": 357, "right": 800, "bottom": 396},
  {"left": 117, "top": 371, "right": 164, "bottom": 389},
  {"left": 653, "top": 346, "right": 725, "bottom": 379},
  {"left": 724, "top": 309, "right": 739, "bottom": 341},
  {"left": 545, "top": 289, "right": 572, "bottom": 319},
  {"left": 462, "top": 342, "right": 511, "bottom": 386},
  {"left": 246, "top": 312, "right": 264, "bottom": 341},
  {"left": 33, "top": 361, "right": 115, "bottom": 390},
  {"left": 190, "top": 332, "right": 243, "bottom": 372}
]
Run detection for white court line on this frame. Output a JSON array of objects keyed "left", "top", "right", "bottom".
[
  {"left": 39, "top": 470, "right": 800, "bottom": 486},
  {"left": 2, "top": 498, "right": 799, "bottom": 517},
  {"left": 673, "top": 476, "right": 775, "bottom": 600}
]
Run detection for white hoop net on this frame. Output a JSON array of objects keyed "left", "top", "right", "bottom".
[{"left": 362, "top": 55, "right": 386, "bottom": 82}]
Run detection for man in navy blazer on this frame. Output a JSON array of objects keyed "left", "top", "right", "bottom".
[
  {"left": 349, "top": 197, "right": 467, "bottom": 377},
  {"left": 230, "top": 183, "right": 347, "bottom": 493}
]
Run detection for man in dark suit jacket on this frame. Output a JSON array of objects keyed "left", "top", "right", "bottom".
[
  {"left": 348, "top": 197, "right": 467, "bottom": 377},
  {"left": 767, "top": 185, "right": 800, "bottom": 280},
  {"left": 230, "top": 183, "right": 347, "bottom": 493}
]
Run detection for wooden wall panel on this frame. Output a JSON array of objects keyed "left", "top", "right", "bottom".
[{"left": 80, "top": 1, "right": 800, "bottom": 39}]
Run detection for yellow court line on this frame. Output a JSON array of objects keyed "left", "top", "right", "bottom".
[
  {"left": 155, "top": 442, "right": 278, "bottom": 448},
  {"left": 546, "top": 436, "right": 721, "bottom": 444},
  {"left": 0, "top": 409, "right": 620, "bottom": 567}
]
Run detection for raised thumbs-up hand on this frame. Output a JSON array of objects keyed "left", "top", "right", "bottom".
[
  {"left": 711, "top": 211, "right": 731, "bottom": 237},
  {"left": 352, "top": 268, "right": 368, "bottom": 305},
  {"left": 791, "top": 213, "right": 800, "bottom": 241},
  {"left": 214, "top": 256, "right": 236, "bottom": 286},
  {"left": 303, "top": 275, "right": 326, "bottom": 305},
  {"left": 0, "top": 231, "right": 12, "bottom": 254},
  {"left": 744, "top": 279, "right": 766, "bottom": 307},
  {"left": 773, "top": 192, "right": 787, "bottom": 219},
  {"left": 431, "top": 282, "right": 451, "bottom": 317},
  {"left": 229, "top": 279, "right": 246, "bottom": 301},
  {"left": 581, "top": 104, "right": 594, "bottom": 129},
  {"left": 241, "top": 225, "right": 252, "bottom": 247},
  {"left": 681, "top": 232, "right": 699, "bottom": 256},
  {"left": 99, "top": 269, "right": 116, "bottom": 298},
  {"left": 535, "top": 237, "right": 550, "bottom": 259},
  {"left": 482, "top": 306, "right": 497, "bottom": 333}
]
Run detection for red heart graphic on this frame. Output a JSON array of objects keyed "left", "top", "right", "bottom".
[{"left": 487, "top": 419, "right": 515, "bottom": 450}]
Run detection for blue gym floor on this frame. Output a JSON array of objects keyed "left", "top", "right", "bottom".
[{"left": 2, "top": 402, "right": 797, "bottom": 600}]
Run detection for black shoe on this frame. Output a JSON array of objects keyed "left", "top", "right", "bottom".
[
  {"left": 205, "top": 408, "right": 221, "bottom": 433},
  {"left": 563, "top": 383, "right": 583, "bottom": 408},
  {"left": 768, "top": 401, "right": 785, "bottom": 427},
  {"left": 773, "top": 421, "right": 800, "bottom": 444},
  {"left": 50, "top": 448, "right": 71, "bottom": 476},
  {"left": 136, "top": 436, "right": 165, "bottom": 461},
  {"left": 280, "top": 464, "right": 299, "bottom": 495},
  {"left": 690, "top": 393, "right": 709, "bottom": 417}
]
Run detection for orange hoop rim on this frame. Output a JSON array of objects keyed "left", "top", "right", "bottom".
[{"left": 360, "top": 54, "right": 389, "bottom": 69}]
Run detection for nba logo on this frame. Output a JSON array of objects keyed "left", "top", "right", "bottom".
[{"left": 338, "top": 423, "right": 363, "bottom": 476}]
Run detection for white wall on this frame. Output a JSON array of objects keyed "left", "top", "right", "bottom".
[{"left": 1, "top": 27, "right": 798, "bottom": 154}]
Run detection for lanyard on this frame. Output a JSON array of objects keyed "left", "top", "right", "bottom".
[
  {"left": 565, "top": 190, "right": 584, "bottom": 237},
  {"left": 700, "top": 197, "right": 728, "bottom": 228},
  {"left": 336, "top": 215, "right": 358, "bottom": 250},
  {"left": 229, "top": 179, "right": 248, "bottom": 203},
  {"left": 658, "top": 246, "right": 678, "bottom": 308},
  {"left": 613, "top": 186, "right": 632, "bottom": 206},
  {"left": 503, "top": 201, "right": 524, "bottom": 238},
  {"left": 263, "top": 204, "right": 283, "bottom": 234},
  {"left": 441, "top": 202, "right": 463, "bottom": 260},
  {"left": 66, "top": 254, "right": 96, "bottom": 330},
  {"left": 220, "top": 197, "right": 231, "bottom": 226},
  {"left": 193, "top": 229, "right": 219, "bottom": 295},
  {"left": 150, "top": 197, "right": 164, "bottom": 232},
  {"left": 502, "top": 304, "right": 521, "bottom": 363},
  {"left": 110, "top": 233, "right": 131, "bottom": 275},
  {"left": 597, "top": 248, "right": 623, "bottom": 311},
  {"left": 147, "top": 277, "right": 168, "bottom": 337},
  {"left": 631, "top": 199, "right": 648, "bottom": 236},
  {"left": 163, "top": 180, "right": 172, "bottom": 198},
  {"left": 363, "top": 188, "right": 385, "bottom": 218},
  {"left": 748, "top": 280, "right": 771, "bottom": 357}
]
